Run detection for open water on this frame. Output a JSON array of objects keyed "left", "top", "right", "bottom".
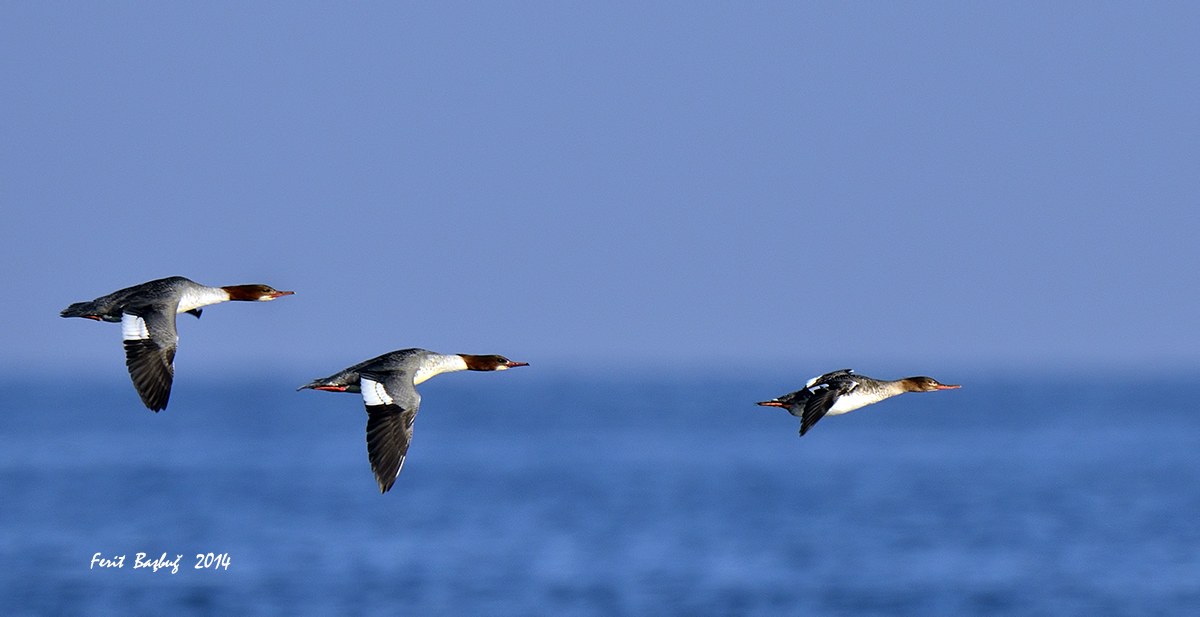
[{"left": 1, "top": 372, "right": 1198, "bottom": 615}]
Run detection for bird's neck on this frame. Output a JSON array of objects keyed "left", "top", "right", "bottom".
[
  {"left": 176, "top": 286, "right": 231, "bottom": 313},
  {"left": 413, "top": 354, "right": 469, "bottom": 385}
]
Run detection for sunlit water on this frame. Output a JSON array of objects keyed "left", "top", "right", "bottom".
[{"left": 2, "top": 373, "right": 1198, "bottom": 616}]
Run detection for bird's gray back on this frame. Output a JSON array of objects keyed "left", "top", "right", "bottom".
[
  {"left": 99, "top": 277, "right": 194, "bottom": 314},
  {"left": 302, "top": 349, "right": 431, "bottom": 391},
  {"left": 350, "top": 348, "right": 431, "bottom": 374}
]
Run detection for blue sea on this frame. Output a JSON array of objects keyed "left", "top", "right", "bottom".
[{"left": 2, "top": 371, "right": 1198, "bottom": 616}]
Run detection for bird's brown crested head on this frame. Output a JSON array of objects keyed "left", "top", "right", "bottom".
[
  {"left": 903, "top": 376, "right": 961, "bottom": 392},
  {"left": 223, "top": 284, "right": 295, "bottom": 301},
  {"left": 460, "top": 354, "right": 529, "bottom": 371}
]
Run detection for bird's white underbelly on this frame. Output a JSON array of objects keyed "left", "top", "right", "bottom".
[{"left": 826, "top": 391, "right": 885, "bottom": 415}]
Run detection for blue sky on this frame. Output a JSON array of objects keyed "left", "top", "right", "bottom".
[{"left": 2, "top": 2, "right": 1197, "bottom": 377}]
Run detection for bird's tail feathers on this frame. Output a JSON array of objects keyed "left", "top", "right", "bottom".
[
  {"left": 297, "top": 374, "right": 357, "bottom": 392},
  {"left": 60, "top": 301, "right": 107, "bottom": 319}
]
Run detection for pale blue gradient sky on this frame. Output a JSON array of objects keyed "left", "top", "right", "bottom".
[{"left": 2, "top": 2, "right": 1197, "bottom": 376}]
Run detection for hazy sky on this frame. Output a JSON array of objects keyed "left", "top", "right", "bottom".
[{"left": 2, "top": 2, "right": 1197, "bottom": 376}]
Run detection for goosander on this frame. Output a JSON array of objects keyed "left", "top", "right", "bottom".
[
  {"left": 298, "top": 348, "right": 528, "bottom": 493},
  {"left": 757, "top": 369, "right": 960, "bottom": 436},
  {"left": 61, "top": 276, "right": 294, "bottom": 411}
]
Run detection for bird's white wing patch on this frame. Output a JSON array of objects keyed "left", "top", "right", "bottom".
[
  {"left": 804, "top": 375, "right": 820, "bottom": 389},
  {"left": 361, "top": 378, "right": 394, "bottom": 406},
  {"left": 121, "top": 313, "right": 151, "bottom": 341}
]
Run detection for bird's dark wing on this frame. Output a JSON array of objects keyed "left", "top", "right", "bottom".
[
  {"left": 810, "top": 369, "right": 854, "bottom": 385},
  {"left": 364, "top": 403, "right": 418, "bottom": 493},
  {"left": 120, "top": 307, "right": 179, "bottom": 412},
  {"left": 360, "top": 371, "right": 421, "bottom": 493},
  {"left": 800, "top": 377, "right": 856, "bottom": 436}
]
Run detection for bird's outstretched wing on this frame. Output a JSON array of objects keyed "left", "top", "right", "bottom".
[
  {"left": 799, "top": 372, "right": 857, "bottom": 436},
  {"left": 360, "top": 372, "right": 421, "bottom": 493},
  {"left": 121, "top": 307, "right": 178, "bottom": 412}
]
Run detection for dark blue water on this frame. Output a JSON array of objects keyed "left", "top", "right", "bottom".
[{"left": 2, "top": 372, "right": 1198, "bottom": 616}]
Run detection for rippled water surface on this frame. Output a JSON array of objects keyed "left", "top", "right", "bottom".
[{"left": 2, "top": 373, "right": 1198, "bottom": 615}]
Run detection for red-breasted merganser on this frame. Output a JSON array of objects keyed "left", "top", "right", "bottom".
[
  {"left": 298, "top": 348, "right": 528, "bottom": 493},
  {"left": 61, "top": 276, "right": 294, "bottom": 411},
  {"left": 757, "top": 369, "right": 960, "bottom": 436}
]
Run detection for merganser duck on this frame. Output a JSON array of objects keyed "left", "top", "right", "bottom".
[
  {"left": 757, "top": 369, "right": 960, "bottom": 436},
  {"left": 298, "top": 348, "right": 528, "bottom": 493},
  {"left": 61, "top": 276, "right": 294, "bottom": 411}
]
